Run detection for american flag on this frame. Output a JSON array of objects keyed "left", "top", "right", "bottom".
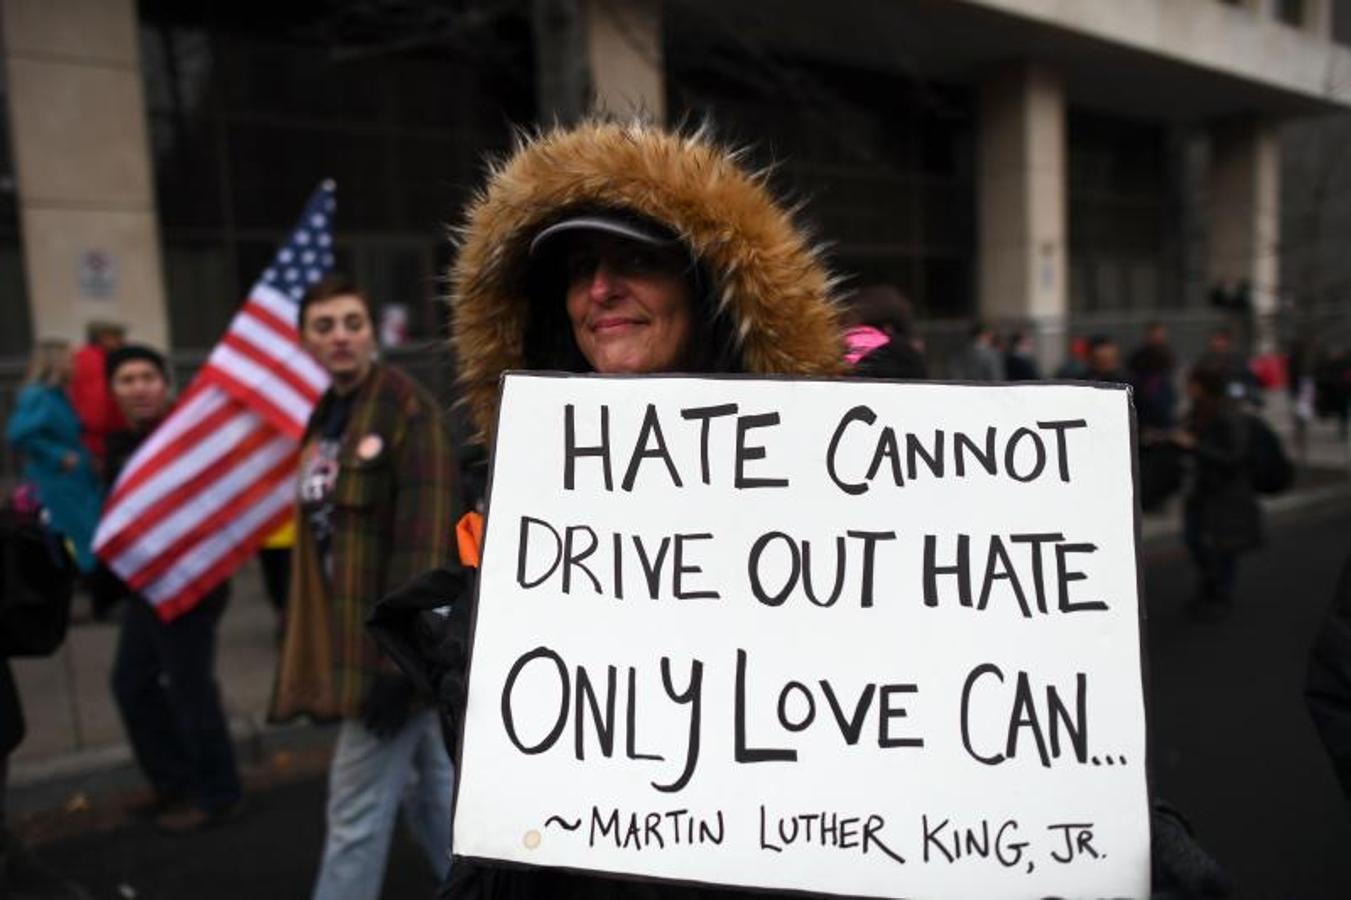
[{"left": 93, "top": 181, "right": 336, "bottom": 621}]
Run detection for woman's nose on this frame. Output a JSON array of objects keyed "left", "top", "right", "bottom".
[{"left": 587, "top": 261, "right": 620, "bottom": 301}]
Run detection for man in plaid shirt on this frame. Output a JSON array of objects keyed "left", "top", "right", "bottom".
[{"left": 271, "top": 274, "right": 456, "bottom": 900}]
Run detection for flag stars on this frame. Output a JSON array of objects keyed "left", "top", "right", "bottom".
[{"left": 296, "top": 231, "right": 311, "bottom": 245}]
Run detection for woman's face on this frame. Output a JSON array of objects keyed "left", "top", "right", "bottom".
[
  {"left": 563, "top": 234, "right": 695, "bottom": 374},
  {"left": 52, "top": 346, "right": 73, "bottom": 383}
]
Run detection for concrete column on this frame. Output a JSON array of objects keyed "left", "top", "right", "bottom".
[
  {"left": 586, "top": 0, "right": 664, "bottom": 120},
  {"left": 1208, "top": 117, "right": 1280, "bottom": 350},
  {"left": 533, "top": 0, "right": 665, "bottom": 124},
  {"left": 1305, "top": 0, "right": 1333, "bottom": 38},
  {"left": 1, "top": 0, "right": 167, "bottom": 348},
  {"left": 977, "top": 62, "right": 1067, "bottom": 369}
]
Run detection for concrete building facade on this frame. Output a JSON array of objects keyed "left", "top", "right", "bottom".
[{"left": 1, "top": 0, "right": 1348, "bottom": 367}]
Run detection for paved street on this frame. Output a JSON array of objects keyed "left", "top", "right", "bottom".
[
  {"left": 1145, "top": 502, "right": 1351, "bottom": 898},
  {"left": 10, "top": 501, "right": 1351, "bottom": 899},
  {"left": 19, "top": 773, "right": 441, "bottom": 900}
]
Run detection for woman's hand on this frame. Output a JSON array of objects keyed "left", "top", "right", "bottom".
[{"left": 1170, "top": 428, "right": 1196, "bottom": 450}]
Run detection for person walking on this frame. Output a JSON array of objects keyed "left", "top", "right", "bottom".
[
  {"left": 103, "top": 345, "right": 244, "bottom": 832},
  {"left": 948, "top": 321, "right": 1004, "bottom": 381},
  {"left": 841, "top": 284, "right": 927, "bottom": 379},
  {"left": 1127, "top": 323, "right": 1178, "bottom": 433},
  {"left": 69, "top": 320, "right": 127, "bottom": 471},
  {"left": 269, "top": 275, "right": 456, "bottom": 900},
  {"left": 2, "top": 484, "right": 88, "bottom": 898},
  {"left": 5, "top": 340, "right": 103, "bottom": 573},
  {"left": 1172, "top": 362, "right": 1262, "bottom": 617}
]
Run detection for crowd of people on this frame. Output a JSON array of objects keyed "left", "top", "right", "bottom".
[
  {"left": 0, "top": 117, "right": 1341, "bottom": 899},
  {"left": 843, "top": 307, "right": 1312, "bottom": 617}
]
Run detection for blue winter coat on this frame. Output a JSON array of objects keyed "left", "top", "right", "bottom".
[{"left": 5, "top": 384, "right": 103, "bottom": 572}]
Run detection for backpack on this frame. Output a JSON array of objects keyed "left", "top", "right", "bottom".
[
  {"left": 0, "top": 505, "right": 76, "bottom": 657},
  {"left": 1246, "top": 415, "right": 1294, "bottom": 495}
]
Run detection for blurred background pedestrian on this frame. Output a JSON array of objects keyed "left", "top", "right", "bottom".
[
  {"left": 1173, "top": 363, "right": 1263, "bottom": 618},
  {"left": 68, "top": 321, "right": 127, "bottom": 477},
  {"left": 5, "top": 339, "right": 103, "bottom": 574},
  {"left": 1003, "top": 324, "right": 1040, "bottom": 381},
  {"left": 841, "top": 284, "right": 927, "bottom": 379},
  {"left": 949, "top": 321, "right": 1004, "bottom": 381}
]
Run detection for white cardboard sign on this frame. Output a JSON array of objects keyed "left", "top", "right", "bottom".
[{"left": 454, "top": 374, "right": 1150, "bottom": 899}]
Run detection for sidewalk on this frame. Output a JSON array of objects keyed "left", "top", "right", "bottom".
[
  {"left": 7, "top": 557, "right": 339, "bottom": 823},
  {"left": 7, "top": 389, "right": 1351, "bottom": 818}
]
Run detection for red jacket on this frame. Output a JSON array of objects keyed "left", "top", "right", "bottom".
[{"left": 69, "top": 343, "right": 126, "bottom": 461}]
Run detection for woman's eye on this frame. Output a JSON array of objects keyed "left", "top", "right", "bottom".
[
  {"left": 567, "top": 254, "right": 599, "bottom": 281},
  {"left": 620, "top": 252, "right": 653, "bottom": 273}
]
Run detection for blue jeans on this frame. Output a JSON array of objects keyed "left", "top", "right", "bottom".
[{"left": 312, "top": 709, "right": 453, "bottom": 900}]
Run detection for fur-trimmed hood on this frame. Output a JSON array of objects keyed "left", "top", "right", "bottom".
[{"left": 451, "top": 120, "right": 844, "bottom": 438}]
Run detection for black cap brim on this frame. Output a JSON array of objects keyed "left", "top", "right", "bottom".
[{"left": 528, "top": 214, "right": 677, "bottom": 258}]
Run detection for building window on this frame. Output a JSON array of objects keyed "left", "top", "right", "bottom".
[
  {"left": 666, "top": 28, "right": 977, "bottom": 320},
  {"left": 1277, "top": 0, "right": 1306, "bottom": 28},
  {"left": 1068, "top": 111, "right": 1176, "bottom": 313},
  {"left": 138, "top": 1, "right": 535, "bottom": 351}
]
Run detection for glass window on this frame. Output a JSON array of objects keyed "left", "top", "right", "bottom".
[
  {"left": 138, "top": 1, "right": 534, "bottom": 350},
  {"left": 1277, "top": 0, "right": 1306, "bottom": 27},
  {"left": 666, "top": 23, "right": 976, "bottom": 319},
  {"left": 1068, "top": 110, "right": 1173, "bottom": 312}
]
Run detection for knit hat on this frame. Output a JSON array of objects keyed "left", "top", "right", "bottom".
[{"left": 105, "top": 343, "right": 167, "bottom": 381}]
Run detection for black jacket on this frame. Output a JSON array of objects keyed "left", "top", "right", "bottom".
[
  {"left": 1307, "top": 554, "right": 1351, "bottom": 804},
  {"left": 1185, "top": 409, "right": 1262, "bottom": 553},
  {"left": 1, "top": 660, "right": 21, "bottom": 758}
]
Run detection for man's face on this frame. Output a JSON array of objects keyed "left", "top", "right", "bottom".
[
  {"left": 563, "top": 234, "right": 694, "bottom": 374},
  {"left": 301, "top": 294, "right": 376, "bottom": 390},
  {"left": 110, "top": 360, "right": 169, "bottom": 428}
]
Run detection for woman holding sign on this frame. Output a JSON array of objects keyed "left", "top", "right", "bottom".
[
  {"left": 370, "top": 119, "right": 1226, "bottom": 900},
  {"left": 371, "top": 119, "right": 842, "bottom": 899}
]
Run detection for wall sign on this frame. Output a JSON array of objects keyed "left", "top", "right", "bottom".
[{"left": 77, "top": 248, "right": 117, "bottom": 299}]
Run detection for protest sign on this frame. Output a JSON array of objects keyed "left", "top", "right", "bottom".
[{"left": 454, "top": 373, "right": 1150, "bottom": 899}]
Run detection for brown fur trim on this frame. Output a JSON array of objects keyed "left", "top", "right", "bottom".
[{"left": 451, "top": 120, "right": 844, "bottom": 439}]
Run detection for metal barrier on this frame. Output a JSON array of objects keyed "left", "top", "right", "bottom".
[{"left": 3, "top": 307, "right": 1349, "bottom": 484}]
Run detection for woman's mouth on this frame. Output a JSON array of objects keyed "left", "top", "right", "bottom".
[{"left": 592, "top": 317, "right": 644, "bottom": 334}]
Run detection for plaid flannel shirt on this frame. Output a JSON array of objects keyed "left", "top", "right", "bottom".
[{"left": 271, "top": 363, "right": 455, "bottom": 721}]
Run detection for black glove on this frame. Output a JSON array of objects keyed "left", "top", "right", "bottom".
[
  {"left": 367, "top": 566, "right": 476, "bottom": 753},
  {"left": 1150, "top": 800, "right": 1233, "bottom": 898},
  {"left": 360, "top": 672, "right": 417, "bottom": 740}
]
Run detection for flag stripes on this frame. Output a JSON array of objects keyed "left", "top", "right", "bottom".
[{"left": 93, "top": 181, "right": 335, "bottom": 621}]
